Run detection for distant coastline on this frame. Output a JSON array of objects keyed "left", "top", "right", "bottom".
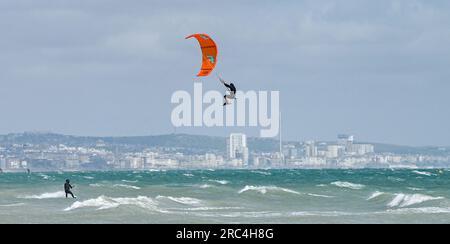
[{"left": 1, "top": 132, "right": 449, "bottom": 171}]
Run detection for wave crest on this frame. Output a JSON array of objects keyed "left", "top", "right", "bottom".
[
  {"left": 64, "top": 196, "right": 163, "bottom": 212},
  {"left": 387, "top": 194, "right": 444, "bottom": 208},
  {"left": 367, "top": 191, "right": 386, "bottom": 200},
  {"left": 412, "top": 170, "right": 434, "bottom": 177},
  {"left": 238, "top": 185, "right": 301, "bottom": 195},
  {"left": 113, "top": 184, "right": 141, "bottom": 190},
  {"left": 20, "top": 191, "right": 66, "bottom": 199},
  {"left": 209, "top": 180, "right": 229, "bottom": 185},
  {"left": 156, "top": 196, "right": 203, "bottom": 205},
  {"left": 331, "top": 181, "right": 365, "bottom": 190}
]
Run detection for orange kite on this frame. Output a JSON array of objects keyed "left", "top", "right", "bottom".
[{"left": 186, "top": 34, "right": 218, "bottom": 77}]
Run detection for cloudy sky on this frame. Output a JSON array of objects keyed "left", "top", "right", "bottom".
[{"left": 1, "top": 0, "right": 449, "bottom": 146}]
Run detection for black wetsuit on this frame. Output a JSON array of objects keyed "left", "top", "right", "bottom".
[
  {"left": 224, "top": 83, "right": 237, "bottom": 93},
  {"left": 64, "top": 182, "right": 75, "bottom": 198}
]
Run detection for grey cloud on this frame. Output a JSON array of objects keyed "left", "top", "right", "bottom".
[{"left": 0, "top": 0, "right": 449, "bottom": 145}]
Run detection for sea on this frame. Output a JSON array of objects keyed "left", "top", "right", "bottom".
[{"left": 1, "top": 169, "right": 449, "bottom": 224}]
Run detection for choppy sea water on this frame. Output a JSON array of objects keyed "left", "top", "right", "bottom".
[{"left": 1, "top": 169, "right": 450, "bottom": 224}]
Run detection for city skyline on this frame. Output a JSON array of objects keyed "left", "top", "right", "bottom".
[{"left": 1, "top": 131, "right": 449, "bottom": 172}]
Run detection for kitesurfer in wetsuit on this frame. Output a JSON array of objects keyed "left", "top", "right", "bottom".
[
  {"left": 64, "top": 179, "right": 76, "bottom": 199},
  {"left": 219, "top": 76, "right": 237, "bottom": 106}
]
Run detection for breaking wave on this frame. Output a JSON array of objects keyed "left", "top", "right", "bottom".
[
  {"left": 0, "top": 203, "right": 25, "bottom": 207},
  {"left": 113, "top": 184, "right": 141, "bottom": 190},
  {"left": 306, "top": 193, "right": 334, "bottom": 198},
  {"left": 387, "top": 194, "right": 444, "bottom": 208},
  {"left": 156, "top": 196, "right": 203, "bottom": 206},
  {"left": 20, "top": 191, "right": 66, "bottom": 199},
  {"left": 238, "top": 185, "right": 301, "bottom": 195},
  {"left": 407, "top": 187, "right": 424, "bottom": 191},
  {"left": 195, "top": 184, "right": 213, "bottom": 189},
  {"left": 412, "top": 170, "right": 434, "bottom": 177},
  {"left": 64, "top": 196, "right": 166, "bottom": 212},
  {"left": 251, "top": 171, "right": 272, "bottom": 176},
  {"left": 38, "top": 174, "right": 51, "bottom": 180},
  {"left": 122, "top": 180, "right": 138, "bottom": 183},
  {"left": 367, "top": 191, "right": 386, "bottom": 200},
  {"left": 387, "top": 207, "right": 450, "bottom": 214},
  {"left": 209, "top": 180, "right": 229, "bottom": 185},
  {"left": 331, "top": 181, "right": 365, "bottom": 190},
  {"left": 181, "top": 206, "right": 243, "bottom": 211}
]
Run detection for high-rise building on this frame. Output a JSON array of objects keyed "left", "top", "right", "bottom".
[
  {"left": 227, "top": 133, "right": 249, "bottom": 165},
  {"left": 305, "top": 141, "right": 318, "bottom": 158},
  {"left": 283, "top": 145, "right": 298, "bottom": 159},
  {"left": 338, "top": 134, "right": 354, "bottom": 153},
  {"left": 0, "top": 157, "right": 6, "bottom": 170},
  {"left": 129, "top": 157, "right": 145, "bottom": 169},
  {"left": 349, "top": 144, "right": 375, "bottom": 156},
  {"left": 326, "top": 145, "right": 345, "bottom": 158}
]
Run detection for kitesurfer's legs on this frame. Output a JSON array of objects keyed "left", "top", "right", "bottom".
[
  {"left": 226, "top": 92, "right": 236, "bottom": 100},
  {"left": 66, "top": 191, "right": 75, "bottom": 198},
  {"left": 223, "top": 92, "right": 236, "bottom": 106}
]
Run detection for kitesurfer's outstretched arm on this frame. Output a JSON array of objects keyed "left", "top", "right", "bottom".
[{"left": 218, "top": 76, "right": 232, "bottom": 90}]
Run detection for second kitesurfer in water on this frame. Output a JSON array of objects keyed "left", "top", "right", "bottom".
[{"left": 64, "top": 179, "right": 76, "bottom": 199}]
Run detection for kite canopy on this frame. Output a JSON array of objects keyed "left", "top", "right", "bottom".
[{"left": 186, "top": 34, "right": 218, "bottom": 77}]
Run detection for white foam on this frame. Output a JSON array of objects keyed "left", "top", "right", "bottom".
[
  {"left": 182, "top": 206, "right": 243, "bottom": 211},
  {"left": 387, "top": 207, "right": 450, "bottom": 214},
  {"left": 251, "top": 171, "right": 272, "bottom": 176},
  {"left": 387, "top": 194, "right": 444, "bottom": 208},
  {"left": 367, "top": 191, "right": 385, "bottom": 200},
  {"left": 38, "top": 174, "right": 50, "bottom": 180},
  {"left": 21, "top": 191, "right": 66, "bottom": 199},
  {"left": 64, "top": 196, "right": 164, "bottom": 212},
  {"left": 196, "top": 184, "right": 213, "bottom": 189},
  {"left": 388, "top": 177, "right": 406, "bottom": 182},
  {"left": 122, "top": 180, "right": 138, "bottom": 183},
  {"left": 83, "top": 176, "right": 94, "bottom": 180},
  {"left": 290, "top": 211, "right": 355, "bottom": 217},
  {"left": 156, "top": 196, "right": 203, "bottom": 205},
  {"left": 238, "top": 185, "right": 301, "bottom": 195},
  {"left": 407, "top": 187, "right": 424, "bottom": 191},
  {"left": 412, "top": 170, "right": 434, "bottom": 177},
  {"left": 89, "top": 183, "right": 103, "bottom": 187},
  {"left": 195, "top": 211, "right": 283, "bottom": 218},
  {"left": 147, "top": 169, "right": 161, "bottom": 172},
  {"left": 65, "top": 196, "right": 118, "bottom": 211},
  {"left": 0, "top": 203, "right": 25, "bottom": 207},
  {"left": 183, "top": 173, "right": 194, "bottom": 177},
  {"left": 113, "top": 184, "right": 141, "bottom": 190},
  {"left": 331, "top": 181, "right": 365, "bottom": 190},
  {"left": 209, "top": 180, "right": 229, "bottom": 185},
  {"left": 307, "top": 193, "right": 334, "bottom": 198}
]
